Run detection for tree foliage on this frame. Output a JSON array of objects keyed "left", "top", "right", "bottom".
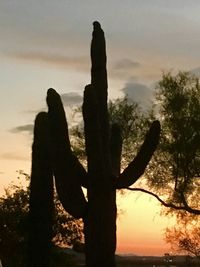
[
  {"left": 145, "top": 72, "right": 200, "bottom": 255},
  {"left": 0, "top": 175, "right": 29, "bottom": 266},
  {"left": 0, "top": 172, "right": 83, "bottom": 266},
  {"left": 143, "top": 72, "right": 200, "bottom": 215},
  {"left": 165, "top": 216, "right": 200, "bottom": 257}
]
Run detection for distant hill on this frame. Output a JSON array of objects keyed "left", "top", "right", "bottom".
[{"left": 54, "top": 247, "right": 199, "bottom": 267}]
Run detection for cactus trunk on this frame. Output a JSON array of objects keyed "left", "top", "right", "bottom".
[{"left": 82, "top": 22, "right": 116, "bottom": 267}]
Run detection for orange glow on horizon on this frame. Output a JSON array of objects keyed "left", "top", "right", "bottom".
[
  {"left": 117, "top": 242, "right": 171, "bottom": 256},
  {"left": 116, "top": 191, "right": 175, "bottom": 255}
]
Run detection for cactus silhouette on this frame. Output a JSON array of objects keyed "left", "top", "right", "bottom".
[{"left": 29, "top": 22, "right": 160, "bottom": 267}]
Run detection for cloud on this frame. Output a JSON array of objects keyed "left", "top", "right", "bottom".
[
  {"left": 10, "top": 93, "right": 82, "bottom": 135},
  {"left": 61, "top": 92, "right": 82, "bottom": 107},
  {"left": 110, "top": 59, "right": 140, "bottom": 80},
  {"left": 121, "top": 81, "right": 153, "bottom": 108},
  {"left": 21, "top": 108, "right": 46, "bottom": 115},
  {"left": 22, "top": 92, "right": 82, "bottom": 114},
  {"left": 6, "top": 51, "right": 89, "bottom": 72},
  {"left": 10, "top": 124, "right": 33, "bottom": 135},
  {"left": 114, "top": 59, "right": 140, "bottom": 70},
  {"left": 0, "top": 152, "right": 29, "bottom": 161},
  {"left": 190, "top": 67, "right": 200, "bottom": 77}
]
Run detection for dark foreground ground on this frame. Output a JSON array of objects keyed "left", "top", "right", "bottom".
[
  {"left": 116, "top": 256, "right": 199, "bottom": 267},
  {"left": 60, "top": 248, "right": 199, "bottom": 267}
]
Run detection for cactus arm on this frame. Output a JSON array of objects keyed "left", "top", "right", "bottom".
[
  {"left": 110, "top": 123, "right": 122, "bottom": 177},
  {"left": 116, "top": 120, "right": 161, "bottom": 189},
  {"left": 47, "top": 88, "right": 87, "bottom": 219},
  {"left": 29, "top": 112, "right": 53, "bottom": 267}
]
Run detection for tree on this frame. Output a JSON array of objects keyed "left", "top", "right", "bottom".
[
  {"left": 165, "top": 219, "right": 200, "bottom": 258},
  {"left": 0, "top": 173, "right": 29, "bottom": 267},
  {"left": 145, "top": 72, "right": 200, "bottom": 256},
  {"left": 0, "top": 172, "right": 83, "bottom": 267},
  {"left": 128, "top": 72, "right": 200, "bottom": 215},
  {"left": 160, "top": 72, "right": 200, "bottom": 212}
]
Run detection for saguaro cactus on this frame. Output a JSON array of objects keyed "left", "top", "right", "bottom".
[{"left": 30, "top": 22, "right": 160, "bottom": 267}]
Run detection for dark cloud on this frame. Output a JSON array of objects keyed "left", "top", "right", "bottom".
[
  {"left": 0, "top": 152, "right": 29, "bottom": 161},
  {"left": 121, "top": 81, "right": 153, "bottom": 108},
  {"left": 10, "top": 124, "right": 33, "bottom": 135},
  {"left": 61, "top": 92, "right": 82, "bottom": 107},
  {"left": 6, "top": 51, "right": 89, "bottom": 72},
  {"left": 110, "top": 59, "right": 140, "bottom": 80}
]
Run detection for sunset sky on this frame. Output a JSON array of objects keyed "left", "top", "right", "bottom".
[{"left": 1, "top": 0, "right": 200, "bottom": 256}]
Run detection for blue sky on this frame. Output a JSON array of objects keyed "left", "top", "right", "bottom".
[{"left": 0, "top": 0, "right": 199, "bottom": 254}]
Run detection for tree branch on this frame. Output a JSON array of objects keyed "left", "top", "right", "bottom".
[
  {"left": 126, "top": 187, "right": 200, "bottom": 214},
  {"left": 179, "top": 191, "right": 200, "bottom": 215}
]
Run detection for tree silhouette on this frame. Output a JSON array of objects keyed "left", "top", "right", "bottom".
[{"left": 29, "top": 21, "right": 160, "bottom": 267}]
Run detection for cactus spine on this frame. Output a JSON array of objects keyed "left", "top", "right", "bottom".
[{"left": 29, "top": 22, "right": 160, "bottom": 267}]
